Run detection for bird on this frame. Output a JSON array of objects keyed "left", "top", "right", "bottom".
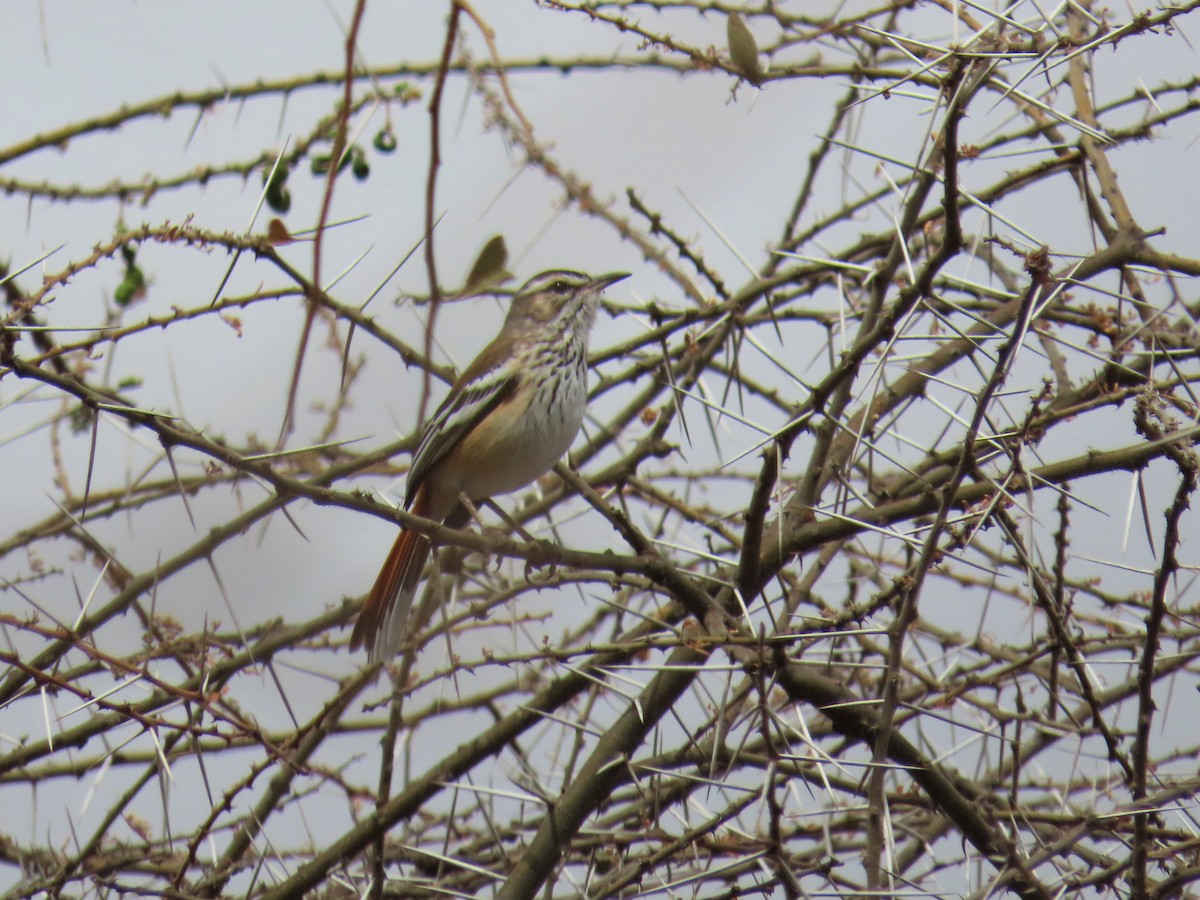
[{"left": 351, "top": 268, "right": 631, "bottom": 663}]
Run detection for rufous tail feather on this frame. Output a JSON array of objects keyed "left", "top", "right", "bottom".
[{"left": 351, "top": 484, "right": 432, "bottom": 662}]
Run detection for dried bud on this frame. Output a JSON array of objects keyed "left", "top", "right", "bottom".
[{"left": 266, "top": 218, "right": 295, "bottom": 246}]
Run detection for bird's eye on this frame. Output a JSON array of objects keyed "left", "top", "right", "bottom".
[{"left": 549, "top": 281, "right": 570, "bottom": 293}]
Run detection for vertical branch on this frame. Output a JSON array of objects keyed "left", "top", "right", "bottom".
[
  {"left": 279, "top": 0, "right": 368, "bottom": 443},
  {"left": 418, "top": 1, "right": 462, "bottom": 422},
  {"left": 1047, "top": 487, "right": 1071, "bottom": 721},
  {"left": 1130, "top": 396, "right": 1199, "bottom": 896},
  {"left": 864, "top": 55, "right": 970, "bottom": 888},
  {"left": 495, "top": 643, "right": 709, "bottom": 900}
]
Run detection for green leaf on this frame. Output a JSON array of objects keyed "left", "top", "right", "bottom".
[
  {"left": 726, "top": 12, "right": 762, "bottom": 85},
  {"left": 114, "top": 265, "right": 146, "bottom": 307},
  {"left": 264, "top": 163, "right": 291, "bottom": 214},
  {"left": 351, "top": 146, "right": 370, "bottom": 182},
  {"left": 462, "top": 235, "right": 509, "bottom": 294}
]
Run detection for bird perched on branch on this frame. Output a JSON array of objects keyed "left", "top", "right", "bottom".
[{"left": 351, "top": 269, "right": 630, "bottom": 663}]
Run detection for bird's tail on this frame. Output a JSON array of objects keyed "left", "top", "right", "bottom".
[{"left": 351, "top": 484, "right": 433, "bottom": 663}]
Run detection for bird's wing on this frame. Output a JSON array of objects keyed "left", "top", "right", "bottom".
[{"left": 405, "top": 348, "right": 519, "bottom": 506}]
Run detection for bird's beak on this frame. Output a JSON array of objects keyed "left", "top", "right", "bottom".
[{"left": 589, "top": 272, "right": 631, "bottom": 292}]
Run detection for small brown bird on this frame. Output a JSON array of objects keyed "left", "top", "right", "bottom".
[{"left": 351, "top": 269, "right": 630, "bottom": 662}]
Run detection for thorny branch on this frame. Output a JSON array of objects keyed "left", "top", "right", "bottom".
[{"left": 3, "top": 2, "right": 1200, "bottom": 898}]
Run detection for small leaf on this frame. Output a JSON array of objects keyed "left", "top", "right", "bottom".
[
  {"left": 268, "top": 186, "right": 291, "bottom": 213},
  {"left": 726, "top": 12, "right": 762, "bottom": 85},
  {"left": 69, "top": 404, "right": 94, "bottom": 435},
  {"left": 263, "top": 163, "right": 291, "bottom": 213},
  {"left": 351, "top": 146, "right": 370, "bottom": 182},
  {"left": 462, "top": 235, "right": 509, "bottom": 294},
  {"left": 114, "top": 265, "right": 146, "bottom": 307}
]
